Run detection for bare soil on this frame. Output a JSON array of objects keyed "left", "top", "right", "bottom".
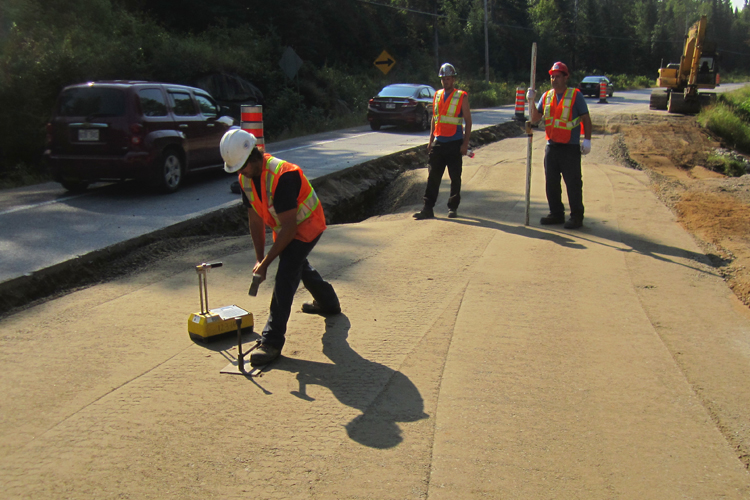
[{"left": 607, "top": 114, "right": 750, "bottom": 308}]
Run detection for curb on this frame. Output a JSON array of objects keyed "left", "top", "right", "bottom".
[{"left": 0, "top": 121, "right": 524, "bottom": 317}]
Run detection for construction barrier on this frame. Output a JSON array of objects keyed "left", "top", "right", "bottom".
[
  {"left": 241, "top": 105, "right": 265, "bottom": 151},
  {"left": 514, "top": 88, "right": 526, "bottom": 121},
  {"left": 598, "top": 80, "right": 608, "bottom": 104}
]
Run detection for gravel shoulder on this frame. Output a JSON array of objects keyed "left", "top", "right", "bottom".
[{"left": 604, "top": 113, "right": 750, "bottom": 308}]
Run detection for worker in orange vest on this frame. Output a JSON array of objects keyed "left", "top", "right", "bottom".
[
  {"left": 528, "top": 61, "right": 592, "bottom": 229},
  {"left": 220, "top": 129, "right": 340, "bottom": 365},
  {"left": 414, "top": 62, "right": 472, "bottom": 220}
]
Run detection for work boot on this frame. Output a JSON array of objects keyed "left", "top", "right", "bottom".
[
  {"left": 413, "top": 208, "right": 434, "bottom": 220},
  {"left": 540, "top": 213, "right": 565, "bottom": 225},
  {"left": 447, "top": 209, "right": 458, "bottom": 219},
  {"left": 250, "top": 344, "right": 280, "bottom": 366},
  {"left": 564, "top": 217, "right": 583, "bottom": 229},
  {"left": 301, "top": 300, "right": 341, "bottom": 316}
]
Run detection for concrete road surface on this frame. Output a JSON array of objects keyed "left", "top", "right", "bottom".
[{"left": 1, "top": 130, "right": 749, "bottom": 498}]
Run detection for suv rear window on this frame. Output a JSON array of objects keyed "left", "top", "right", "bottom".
[
  {"left": 58, "top": 88, "right": 126, "bottom": 117},
  {"left": 195, "top": 94, "right": 218, "bottom": 118},
  {"left": 169, "top": 92, "right": 196, "bottom": 116},
  {"left": 138, "top": 88, "right": 168, "bottom": 117}
]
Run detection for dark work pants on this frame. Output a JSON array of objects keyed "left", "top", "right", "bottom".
[
  {"left": 544, "top": 143, "right": 584, "bottom": 220},
  {"left": 423, "top": 140, "right": 463, "bottom": 211},
  {"left": 262, "top": 234, "right": 339, "bottom": 350}
]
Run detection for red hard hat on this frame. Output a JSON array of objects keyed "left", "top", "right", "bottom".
[{"left": 548, "top": 61, "right": 569, "bottom": 76}]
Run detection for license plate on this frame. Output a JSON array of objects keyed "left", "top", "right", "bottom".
[
  {"left": 385, "top": 103, "right": 396, "bottom": 109},
  {"left": 78, "top": 129, "right": 99, "bottom": 141}
]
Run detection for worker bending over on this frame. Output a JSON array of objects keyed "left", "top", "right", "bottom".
[{"left": 220, "top": 129, "right": 341, "bottom": 365}]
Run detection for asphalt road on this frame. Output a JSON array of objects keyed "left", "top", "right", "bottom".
[{"left": 0, "top": 85, "right": 743, "bottom": 285}]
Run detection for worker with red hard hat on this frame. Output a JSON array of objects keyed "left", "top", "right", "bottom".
[{"left": 527, "top": 61, "right": 592, "bottom": 229}]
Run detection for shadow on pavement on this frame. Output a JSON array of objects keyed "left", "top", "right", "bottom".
[
  {"left": 449, "top": 216, "right": 587, "bottom": 249},
  {"left": 443, "top": 213, "right": 720, "bottom": 278},
  {"left": 271, "top": 314, "right": 428, "bottom": 449}
]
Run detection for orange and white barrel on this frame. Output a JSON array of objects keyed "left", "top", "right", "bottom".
[
  {"left": 241, "top": 105, "right": 265, "bottom": 150},
  {"left": 598, "top": 80, "right": 608, "bottom": 103},
  {"left": 515, "top": 88, "right": 526, "bottom": 121}
]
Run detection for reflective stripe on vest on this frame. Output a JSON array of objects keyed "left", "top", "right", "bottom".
[
  {"left": 263, "top": 157, "right": 320, "bottom": 231},
  {"left": 433, "top": 89, "right": 465, "bottom": 135},
  {"left": 543, "top": 88, "right": 581, "bottom": 143},
  {"left": 240, "top": 156, "right": 321, "bottom": 233}
]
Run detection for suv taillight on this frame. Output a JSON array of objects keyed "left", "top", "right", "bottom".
[{"left": 130, "top": 123, "right": 144, "bottom": 145}]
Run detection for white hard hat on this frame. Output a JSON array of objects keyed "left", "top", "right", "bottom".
[
  {"left": 438, "top": 63, "right": 457, "bottom": 77},
  {"left": 220, "top": 128, "right": 256, "bottom": 173}
]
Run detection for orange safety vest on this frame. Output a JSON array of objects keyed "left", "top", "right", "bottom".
[
  {"left": 542, "top": 88, "right": 584, "bottom": 143},
  {"left": 239, "top": 153, "right": 326, "bottom": 243},
  {"left": 432, "top": 89, "right": 466, "bottom": 137}
]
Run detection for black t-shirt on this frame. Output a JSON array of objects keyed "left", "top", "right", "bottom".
[{"left": 241, "top": 170, "right": 302, "bottom": 214}]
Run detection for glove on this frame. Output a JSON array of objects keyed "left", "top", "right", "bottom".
[
  {"left": 581, "top": 139, "right": 591, "bottom": 155},
  {"left": 526, "top": 88, "right": 536, "bottom": 103}
]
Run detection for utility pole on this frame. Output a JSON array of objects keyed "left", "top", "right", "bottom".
[
  {"left": 434, "top": 0, "right": 440, "bottom": 70},
  {"left": 572, "top": 0, "right": 578, "bottom": 70},
  {"left": 484, "top": 0, "right": 490, "bottom": 82}
]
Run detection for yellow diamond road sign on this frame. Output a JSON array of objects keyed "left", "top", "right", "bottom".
[{"left": 374, "top": 50, "right": 395, "bottom": 75}]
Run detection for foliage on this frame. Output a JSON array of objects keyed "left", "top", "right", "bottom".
[
  {"left": 706, "top": 152, "right": 749, "bottom": 176},
  {"left": 697, "top": 99, "right": 750, "bottom": 154},
  {"left": 1, "top": 0, "right": 750, "bottom": 180},
  {"left": 460, "top": 79, "right": 525, "bottom": 108}
]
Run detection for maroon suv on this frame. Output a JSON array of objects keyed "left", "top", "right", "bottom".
[{"left": 44, "top": 81, "right": 236, "bottom": 193}]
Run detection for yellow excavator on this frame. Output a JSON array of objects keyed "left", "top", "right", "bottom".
[{"left": 649, "top": 15, "right": 719, "bottom": 114}]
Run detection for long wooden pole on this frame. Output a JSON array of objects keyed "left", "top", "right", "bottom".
[{"left": 525, "top": 43, "right": 537, "bottom": 226}]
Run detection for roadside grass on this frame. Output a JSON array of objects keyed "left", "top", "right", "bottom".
[
  {"left": 461, "top": 80, "right": 526, "bottom": 108},
  {"left": 705, "top": 152, "right": 749, "bottom": 177},
  {"left": 568, "top": 70, "right": 654, "bottom": 92},
  {"left": 698, "top": 87, "right": 750, "bottom": 166},
  {"left": 0, "top": 163, "right": 52, "bottom": 189},
  {"left": 716, "top": 72, "right": 750, "bottom": 84}
]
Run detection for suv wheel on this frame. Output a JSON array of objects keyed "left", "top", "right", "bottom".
[
  {"left": 370, "top": 121, "right": 381, "bottom": 131},
  {"left": 60, "top": 179, "right": 89, "bottom": 192},
  {"left": 156, "top": 149, "right": 184, "bottom": 193}
]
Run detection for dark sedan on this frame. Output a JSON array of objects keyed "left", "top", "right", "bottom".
[
  {"left": 579, "top": 76, "right": 614, "bottom": 97},
  {"left": 367, "top": 84, "right": 436, "bottom": 131}
]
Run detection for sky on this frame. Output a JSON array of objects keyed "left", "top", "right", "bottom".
[{"left": 732, "top": 0, "right": 746, "bottom": 11}]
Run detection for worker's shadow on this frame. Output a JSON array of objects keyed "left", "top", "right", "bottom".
[
  {"left": 452, "top": 215, "right": 587, "bottom": 249},
  {"left": 273, "top": 314, "right": 428, "bottom": 449}
]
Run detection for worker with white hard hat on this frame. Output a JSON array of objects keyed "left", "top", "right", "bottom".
[
  {"left": 220, "top": 129, "right": 341, "bottom": 365},
  {"left": 527, "top": 61, "right": 592, "bottom": 229},
  {"left": 413, "top": 62, "right": 472, "bottom": 220}
]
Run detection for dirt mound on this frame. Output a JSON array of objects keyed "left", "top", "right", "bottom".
[{"left": 611, "top": 114, "right": 750, "bottom": 307}]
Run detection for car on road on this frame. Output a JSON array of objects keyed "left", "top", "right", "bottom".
[
  {"left": 579, "top": 76, "right": 614, "bottom": 98},
  {"left": 44, "top": 81, "right": 236, "bottom": 193},
  {"left": 367, "top": 84, "right": 436, "bottom": 131}
]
